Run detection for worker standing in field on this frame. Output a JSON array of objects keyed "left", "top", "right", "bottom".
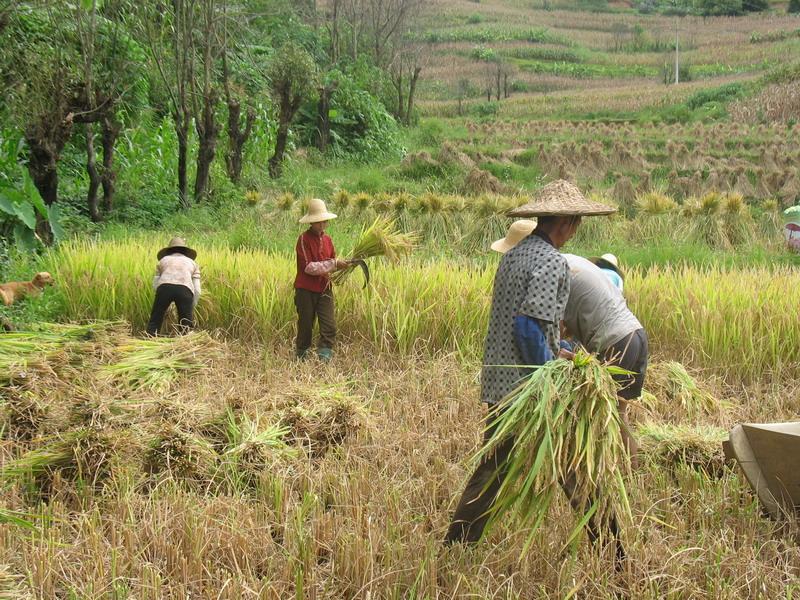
[
  {"left": 146, "top": 237, "right": 201, "bottom": 336},
  {"left": 294, "top": 198, "right": 352, "bottom": 362},
  {"left": 562, "top": 253, "right": 647, "bottom": 468},
  {"left": 445, "top": 180, "right": 621, "bottom": 559}
]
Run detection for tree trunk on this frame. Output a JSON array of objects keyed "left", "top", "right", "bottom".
[
  {"left": 316, "top": 82, "right": 337, "bottom": 152},
  {"left": 176, "top": 114, "right": 190, "bottom": 208},
  {"left": 85, "top": 124, "right": 102, "bottom": 222},
  {"left": 405, "top": 66, "right": 421, "bottom": 125},
  {"left": 495, "top": 66, "right": 501, "bottom": 101},
  {"left": 101, "top": 115, "right": 121, "bottom": 213},
  {"left": 503, "top": 73, "right": 509, "bottom": 99},
  {"left": 395, "top": 70, "right": 405, "bottom": 123},
  {"left": 194, "top": 93, "right": 219, "bottom": 202},
  {"left": 225, "top": 100, "right": 254, "bottom": 184},
  {"left": 269, "top": 120, "right": 290, "bottom": 179}
]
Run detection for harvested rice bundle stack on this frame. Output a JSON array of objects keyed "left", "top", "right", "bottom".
[
  {"left": 0, "top": 322, "right": 123, "bottom": 383},
  {"left": 221, "top": 409, "right": 296, "bottom": 487},
  {"left": 646, "top": 361, "right": 721, "bottom": 419},
  {"left": 101, "top": 331, "right": 222, "bottom": 391},
  {"left": 0, "top": 426, "right": 122, "bottom": 491},
  {"left": 331, "top": 217, "right": 419, "bottom": 287},
  {"left": 637, "top": 422, "right": 727, "bottom": 476},
  {"left": 144, "top": 424, "right": 218, "bottom": 485},
  {"left": 473, "top": 351, "right": 631, "bottom": 552},
  {"left": 280, "top": 384, "right": 365, "bottom": 457}
]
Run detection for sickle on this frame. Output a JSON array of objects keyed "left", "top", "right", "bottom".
[{"left": 350, "top": 258, "right": 370, "bottom": 289}]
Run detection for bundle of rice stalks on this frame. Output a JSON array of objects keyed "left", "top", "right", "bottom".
[
  {"left": 221, "top": 409, "right": 296, "bottom": 486},
  {"left": 275, "top": 192, "right": 295, "bottom": 211},
  {"left": 244, "top": 190, "right": 261, "bottom": 206},
  {"left": 0, "top": 427, "right": 118, "bottom": 491},
  {"left": 645, "top": 361, "right": 721, "bottom": 419},
  {"left": 637, "top": 191, "right": 677, "bottom": 215},
  {"left": 636, "top": 422, "right": 727, "bottom": 476},
  {"left": 0, "top": 322, "right": 119, "bottom": 383},
  {"left": 331, "top": 217, "right": 419, "bottom": 286},
  {"left": 332, "top": 189, "right": 351, "bottom": 210},
  {"left": 280, "top": 385, "right": 365, "bottom": 458},
  {"left": 1, "top": 387, "right": 48, "bottom": 442},
  {"left": 144, "top": 424, "right": 218, "bottom": 485},
  {"left": 473, "top": 351, "right": 631, "bottom": 552},
  {"left": 101, "top": 332, "right": 221, "bottom": 391}
]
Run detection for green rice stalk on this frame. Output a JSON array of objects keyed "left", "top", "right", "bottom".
[
  {"left": 0, "top": 507, "right": 37, "bottom": 530},
  {"left": 472, "top": 351, "right": 631, "bottom": 553},
  {"left": 331, "top": 217, "right": 419, "bottom": 285}
]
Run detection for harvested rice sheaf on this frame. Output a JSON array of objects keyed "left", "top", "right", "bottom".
[
  {"left": 1, "top": 387, "right": 48, "bottom": 442},
  {"left": 144, "top": 424, "right": 219, "bottom": 485},
  {"left": 473, "top": 351, "right": 631, "bottom": 553},
  {"left": 637, "top": 422, "right": 728, "bottom": 476},
  {"left": 280, "top": 385, "right": 365, "bottom": 457},
  {"left": 645, "top": 361, "right": 722, "bottom": 419},
  {"left": 101, "top": 331, "right": 222, "bottom": 391}
]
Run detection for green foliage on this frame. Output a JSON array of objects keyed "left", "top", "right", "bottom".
[
  {"left": 419, "top": 26, "right": 572, "bottom": 46},
  {"left": 325, "top": 73, "right": 403, "bottom": 160},
  {"left": 0, "top": 131, "right": 61, "bottom": 250},
  {"left": 500, "top": 46, "right": 588, "bottom": 63},
  {"left": 471, "top": 101, "right": 500, "bottom": 118},
  {"left": 741, "top": 0, "right": 769, "bottom": 11},
  {"left": 790, "top": 0, "right": 800, "bottom": 13},
  {"left": 470, "top": 45, "right": 497, "bottom": 62},
  {"left": 694, "top": 0, "right": 743, "bottom": 16},
  {"left": 466, "top": 13, "right": 484, "bottom": 24},
  {"left": 684, "top": 82, "right": 746, "bottom": 110},
  {"left": 266, "top": 40, "right": 317, "bottom": 110}
]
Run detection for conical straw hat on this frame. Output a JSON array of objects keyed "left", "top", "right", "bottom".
[
  {"left": 508, "top": 180, "right": 616, "bottom": 217},
  {"left": 157, "top": 237, "right": 197, "bottom": 260},
  {"left": 491, "top": 219, "right": 537, "bottom": 253},
  {"left": 299, "top": 198, "right": 338, "bottom": 224}
]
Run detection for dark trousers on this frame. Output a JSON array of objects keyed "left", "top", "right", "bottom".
[
  {"left": 445, "top": 411, "right": 625, "bottom": 562},
  {"left": 146, "top": 283, "right": 194, "bottom": 336},
  {"left": 603, "top": 328, "right": 649, "bottom": 464},
  {"left": 294, "top": 287, "right": 336, "bottom": 355}
]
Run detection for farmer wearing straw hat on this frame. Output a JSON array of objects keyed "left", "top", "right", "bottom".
[
  {"left": 294, "top": 198, "right": 351, "bottom": 362},
  {"left": 589, "top": 253, "right": 624, "bottom": 291},
  {"left": 445, "top": 180, "right": 625, "bottom": 562},
  {"left": 146, "top": 237, "right": 201, "bottom": 336}
]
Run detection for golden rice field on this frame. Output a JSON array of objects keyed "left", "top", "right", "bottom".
[
  {"left": 52, "top": 240, "right": 800, "bottom": 382},
  {"left": 1, "top": 323, "right": 799, "bottom": 599}
]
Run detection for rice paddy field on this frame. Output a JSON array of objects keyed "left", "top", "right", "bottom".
[{"left": 4, "top": 1, "right": 800, "bottom": 598}]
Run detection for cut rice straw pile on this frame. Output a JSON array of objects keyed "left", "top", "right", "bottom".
[
  {"left": 637, "top": 422, "right": 728, "bottom": 476},
  {"left": 101, "top": 331, "right": 222, "bottom": 391},
  {"left": 646, "top": 361, "right": 723, "bottom": 418},
  {"left": 473, "top": 351, "right": 631, "bottom": 554},
  {"left": 331, "top": 216, "right": 419, "bottom": 285}
]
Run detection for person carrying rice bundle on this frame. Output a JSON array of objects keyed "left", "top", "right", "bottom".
[
  {"left": 146, "top": 237, "right": 201, "bottom": 336},
  {"left": 445, "top": 180, "right": 622, "bottom": 558},
  {"left": 294, "top": 198, "right": 352, "bottom": 362}
]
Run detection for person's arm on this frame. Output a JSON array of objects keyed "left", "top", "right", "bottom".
[
  {"left": 152, "top": 263, "right": 162, "bottom": 290},
  {"left": 513, "top": 315, "right": 554, "bottom": 367}
]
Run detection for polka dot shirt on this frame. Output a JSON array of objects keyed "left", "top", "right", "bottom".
[{"left": 481, "top": 233, "right": 570, "bottom": 404}]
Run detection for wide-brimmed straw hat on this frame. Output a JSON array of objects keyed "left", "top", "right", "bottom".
[
  {"left": 299, "top": 198, "right": 338, "bottom": 224},
  {"left": 157, "top": 237, "right": 197, "bottom": 260},
  {"left": 507, "top": 180, "right": 616, "bottom": 217},
  {"left": 589, "top": 253, "right": 623, "bottom": 279},
  {"left": 491, "top": 219, "right": 537, "bottom": 253}
]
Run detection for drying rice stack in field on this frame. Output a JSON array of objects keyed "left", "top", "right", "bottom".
[
  {"left": 644, "top": 361, "right": 721, "bottom": 421},
  {"left": 473, "top": 352, "right": 631, "bottom": 551},
  {"left": 637, "top": 423, "right": 728, "bottom": 476}
]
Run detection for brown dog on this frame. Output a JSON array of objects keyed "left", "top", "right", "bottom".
[{"left": 0, "top": 272, "right": 55, "bottom": 306}]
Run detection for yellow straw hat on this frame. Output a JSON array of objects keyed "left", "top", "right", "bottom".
[
  {"left": 157, "top": 237, "right": 197, "bottom": 260},
  {"left": 491, "top": 219, "right": 537, "bottom": 253},
  {"left": 507, "top": 180, "right": 616, "bottom": 217},
  {"left": 299, "top": 198, "right": 338, "bottom": 224}
]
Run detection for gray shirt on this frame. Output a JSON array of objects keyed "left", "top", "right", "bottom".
[
  {"left": 562, "top": 254, "right": 642, "bottom": 353},
  {"left": 481, "top": 234, "right": 570, "bottom": 404}
]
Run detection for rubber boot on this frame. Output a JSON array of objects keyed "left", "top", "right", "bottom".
[{"left": 317, "top": 347, "right": 333, "bottom": 362}]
